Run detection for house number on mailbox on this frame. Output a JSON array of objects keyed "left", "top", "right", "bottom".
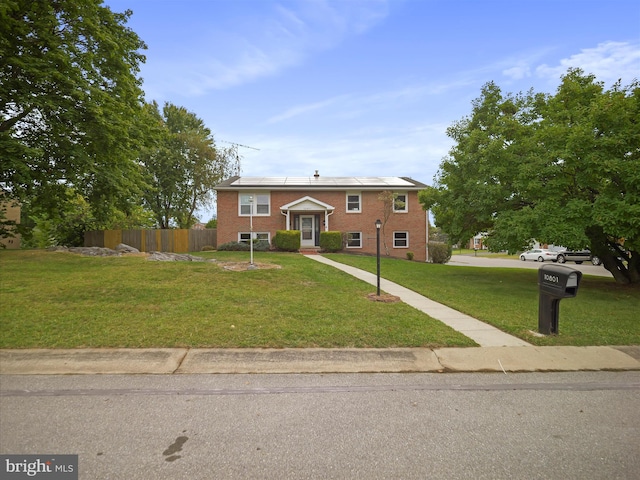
[{"left": 543, "top": 274, "right": 559, "bottom": 283}]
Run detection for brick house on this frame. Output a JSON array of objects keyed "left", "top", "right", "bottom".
[{"left": 215, "top": 173, "right": 430, "bottom": 261}]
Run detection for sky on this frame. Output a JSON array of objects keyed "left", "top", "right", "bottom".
[{"left": 104, "top": 0, "right": 640, "bottom": 221}]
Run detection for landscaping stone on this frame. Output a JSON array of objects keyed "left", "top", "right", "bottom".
[
  {"left": 115, "top": 243, "right": 140, "bottom": 253},
  {"left": 68, "top": 246, "right": 120, "bottom": 256},
  {"left": 146, "top": 251, "right": 209, "bottom": 262},
  {"left": 54, "top": 244, "right": 213, "bottom": 262}
]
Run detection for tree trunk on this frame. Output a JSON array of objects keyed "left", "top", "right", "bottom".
[
  {"left": 587, "top": 227, "right": 638, "bottom": 284},
  {"left": 600, "top": 252, "right": 631, "bottom": 284}
]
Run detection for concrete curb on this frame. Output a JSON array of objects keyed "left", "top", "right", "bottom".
[
  {"left": 0, "top": 349, "right": 188, "bottom": 375},
  {"left": 434, "top": 346, "right": 640, "bottom": 372},
  {"left": 1, "top": 347, "right": 638, "bottom": 375}
]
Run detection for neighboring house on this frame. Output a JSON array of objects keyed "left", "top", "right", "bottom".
[
  {"left": 0, "top": 197, "right": 21, "bottom": 249},
  {"left": 215, "top": 173, "right": 430, "bottom": 261},
  {"left": 468, "top": 233, "right": 488, "bottom": 250}
]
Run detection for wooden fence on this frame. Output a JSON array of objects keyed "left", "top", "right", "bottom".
[{"left": 84, "top": 229, "right": 217, "bottom": 253}]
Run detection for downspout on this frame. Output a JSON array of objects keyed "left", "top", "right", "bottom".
[
  {"left": 281, "top": 209, "right": 289, "bottom": 230},
  {"left": 325, "top": 209, "right": 334, "bottom": 231}
]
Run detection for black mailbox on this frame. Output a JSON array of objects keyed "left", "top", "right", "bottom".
[{"left": 538, "top": 264, "right": 582, "bottom": 335}]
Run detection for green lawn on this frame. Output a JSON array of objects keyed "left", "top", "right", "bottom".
[
  {"left": 1, "top": 250, "right": 637, "bottom": 349},
  {"left": 325, "top": 253, "right": 640, "bottom": 346},
  {"left": 0, "top": 250, "right": 474, "bottom": 349}
]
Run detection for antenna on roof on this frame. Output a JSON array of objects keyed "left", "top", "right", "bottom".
[{"left": 219, "top": 140, "right": 260, "bottom": 151}]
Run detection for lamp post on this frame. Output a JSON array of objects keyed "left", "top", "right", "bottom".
[
  {"left": 248, "top": 195, "right": 254, "bottom": 267},
  {"left": 375, "top": 219, "right": 382, "bottom": 296}
]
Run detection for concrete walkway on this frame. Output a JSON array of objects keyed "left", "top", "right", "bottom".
[{"left": 305, "top": 254, "right": 531, "bottom": 347}]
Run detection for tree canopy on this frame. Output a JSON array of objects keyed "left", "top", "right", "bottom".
[
  {"left": 420, "top": 69, "right": 640, "bottom": 284},
  {"left": 140, "top": 102, "right": 240, "bottom": 229},
  {"left": 1, "top": 0, "right": 147, "bottom": 228},
  {"left": 1, "top": 1, "right": 240, "bottom": 245}
]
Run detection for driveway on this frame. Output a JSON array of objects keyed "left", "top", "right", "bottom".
[{"left": 447, "top": 254, "right": 613, "bottom": 278}]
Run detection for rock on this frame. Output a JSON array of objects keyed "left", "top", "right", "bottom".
[
  {"left": 147, "top": 252, "right": 207, "bottom": 262},
  {"left": 68, "top": 246, "right": 120, "bottom": 256},
  {"left": 115, "top": 243, "right": 140, "bottom": 253},
  {"left": 53, "top": 245, "right": 212, "bottom": 262}
]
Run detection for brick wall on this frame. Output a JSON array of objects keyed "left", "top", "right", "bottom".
[{"left": 217, "top": 189, "right": 428, "bottom": 261}]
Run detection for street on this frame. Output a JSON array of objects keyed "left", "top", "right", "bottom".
[
  {"left": 448, "top": 254, "right": 613, "bottom": 278},
  {"left": 1, "top": 372, "right": 638, "bottom": 479}
]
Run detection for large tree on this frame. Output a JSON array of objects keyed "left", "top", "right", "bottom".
[
  {"left": 420, "top": 69, "right": 640, "bottom": 284},
  {"left": 0, "top": 0, "right": 147, "bottom": 225},
  {"left": 140, "top": 102, "right": 240, "bottom": 229}
]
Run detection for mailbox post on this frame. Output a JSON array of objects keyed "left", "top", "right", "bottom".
[{"left": 538, "top": 264, "right": 582, "bottom": 334}]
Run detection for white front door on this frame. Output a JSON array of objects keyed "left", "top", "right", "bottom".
[{"left": 300, "top": 215, "right": 315, "bottom": 247}]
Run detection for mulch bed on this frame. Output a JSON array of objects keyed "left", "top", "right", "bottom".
[{"left": 367, "top": 293, "right": 401, "bottom": 303}]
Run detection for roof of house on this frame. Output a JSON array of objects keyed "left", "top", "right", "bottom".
[{"left": 215, "top": 175, "right": 428, "bottom": 190}]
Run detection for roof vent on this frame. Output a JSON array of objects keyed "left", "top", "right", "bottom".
[{"left": 314, "top": 170, "right": 319, "bottom": 178}]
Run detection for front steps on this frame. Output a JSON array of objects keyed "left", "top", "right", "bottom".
[{"left": 299, "top": 247, "right": 321, "bottom": 255}]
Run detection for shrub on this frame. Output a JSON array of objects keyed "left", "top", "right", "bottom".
[
  {"left": 218, "top": 240, "right": 270, "bottom": 252},
  {"left": 320, "top": 231, "right": 342, "bottom": 252},
  {"left": 217, "top": 241, "right": 250, "bottom": 251},
  {"left": 253, "top": 240, "right": 271, "bottom": 251},
  {"left": 201, "top": 245, "right": 215, "bottom": 251},
  {"left": 406, "top": 251, "right": 414, "bottom": 261},
  {"left": 274, "top": 230, "right": 300, "bottom": 251},
  {"left": 429, "top": 242, "right": 452, "bottom": 264}
]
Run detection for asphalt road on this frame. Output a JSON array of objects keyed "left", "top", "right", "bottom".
[
  {"left": 2, "top": 372, "right": 639, "bottom": 479},
  {"left": 448, "top": 254, "right": 613, "bottom": 278}
]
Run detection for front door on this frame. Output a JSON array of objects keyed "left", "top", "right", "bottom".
[{"left": 300, "top": 215, "right": 315, "bottom": 247}]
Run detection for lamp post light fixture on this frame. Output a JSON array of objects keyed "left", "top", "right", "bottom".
[{"left": 375, "top": 219, "right": 382, "bottom": 296}]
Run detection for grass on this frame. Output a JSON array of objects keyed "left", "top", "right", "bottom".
[
  {"left": 2, "top": 250, "right": 637, "bottom": 349},
  {"left": 325, "top": 253, "right": 640, "bottom": 346},
  {"left": 0, "top": 250, "right": 474, "bottom": 349}
]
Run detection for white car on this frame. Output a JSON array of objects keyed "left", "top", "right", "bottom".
[{"left": 519, "top": 249, "right": 559, "bottom": 262}]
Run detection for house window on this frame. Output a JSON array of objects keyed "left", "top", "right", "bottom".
[
  {"left": 346, "top": 232, "right": 362, "bottom": 248},
  {"left": 346, "top": 193, "right": 361, "bottom": 213},
  {"left": 239, "top": 232, "right": 270, "bottom": 243},
  {"left": 394, "top": 231, "right": 409, "bottom": 248},
  {"left": 394, "top": 193, "right": 408, "bottom": 212},
  {"left": 239, "top": 193, "right": 270, "bottom": 216}
]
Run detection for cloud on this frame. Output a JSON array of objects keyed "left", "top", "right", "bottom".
[
  {"left": 145, "top": 0, "right": 390, "bottom": 98},
  {"left": 502, "top": 63, "right": 532, "bottom": 80},
  {"left": 267, "top": 95, "right": 350, "bottom": 123},
  {"left": 237, "top": 120, "right": 451, "bottom": 183},
  {"left": 265, "top": 76, "right": 477, "bottom": 125},
  {"left": 535, "top": 41, "right": 640, "bottom": 85}
]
